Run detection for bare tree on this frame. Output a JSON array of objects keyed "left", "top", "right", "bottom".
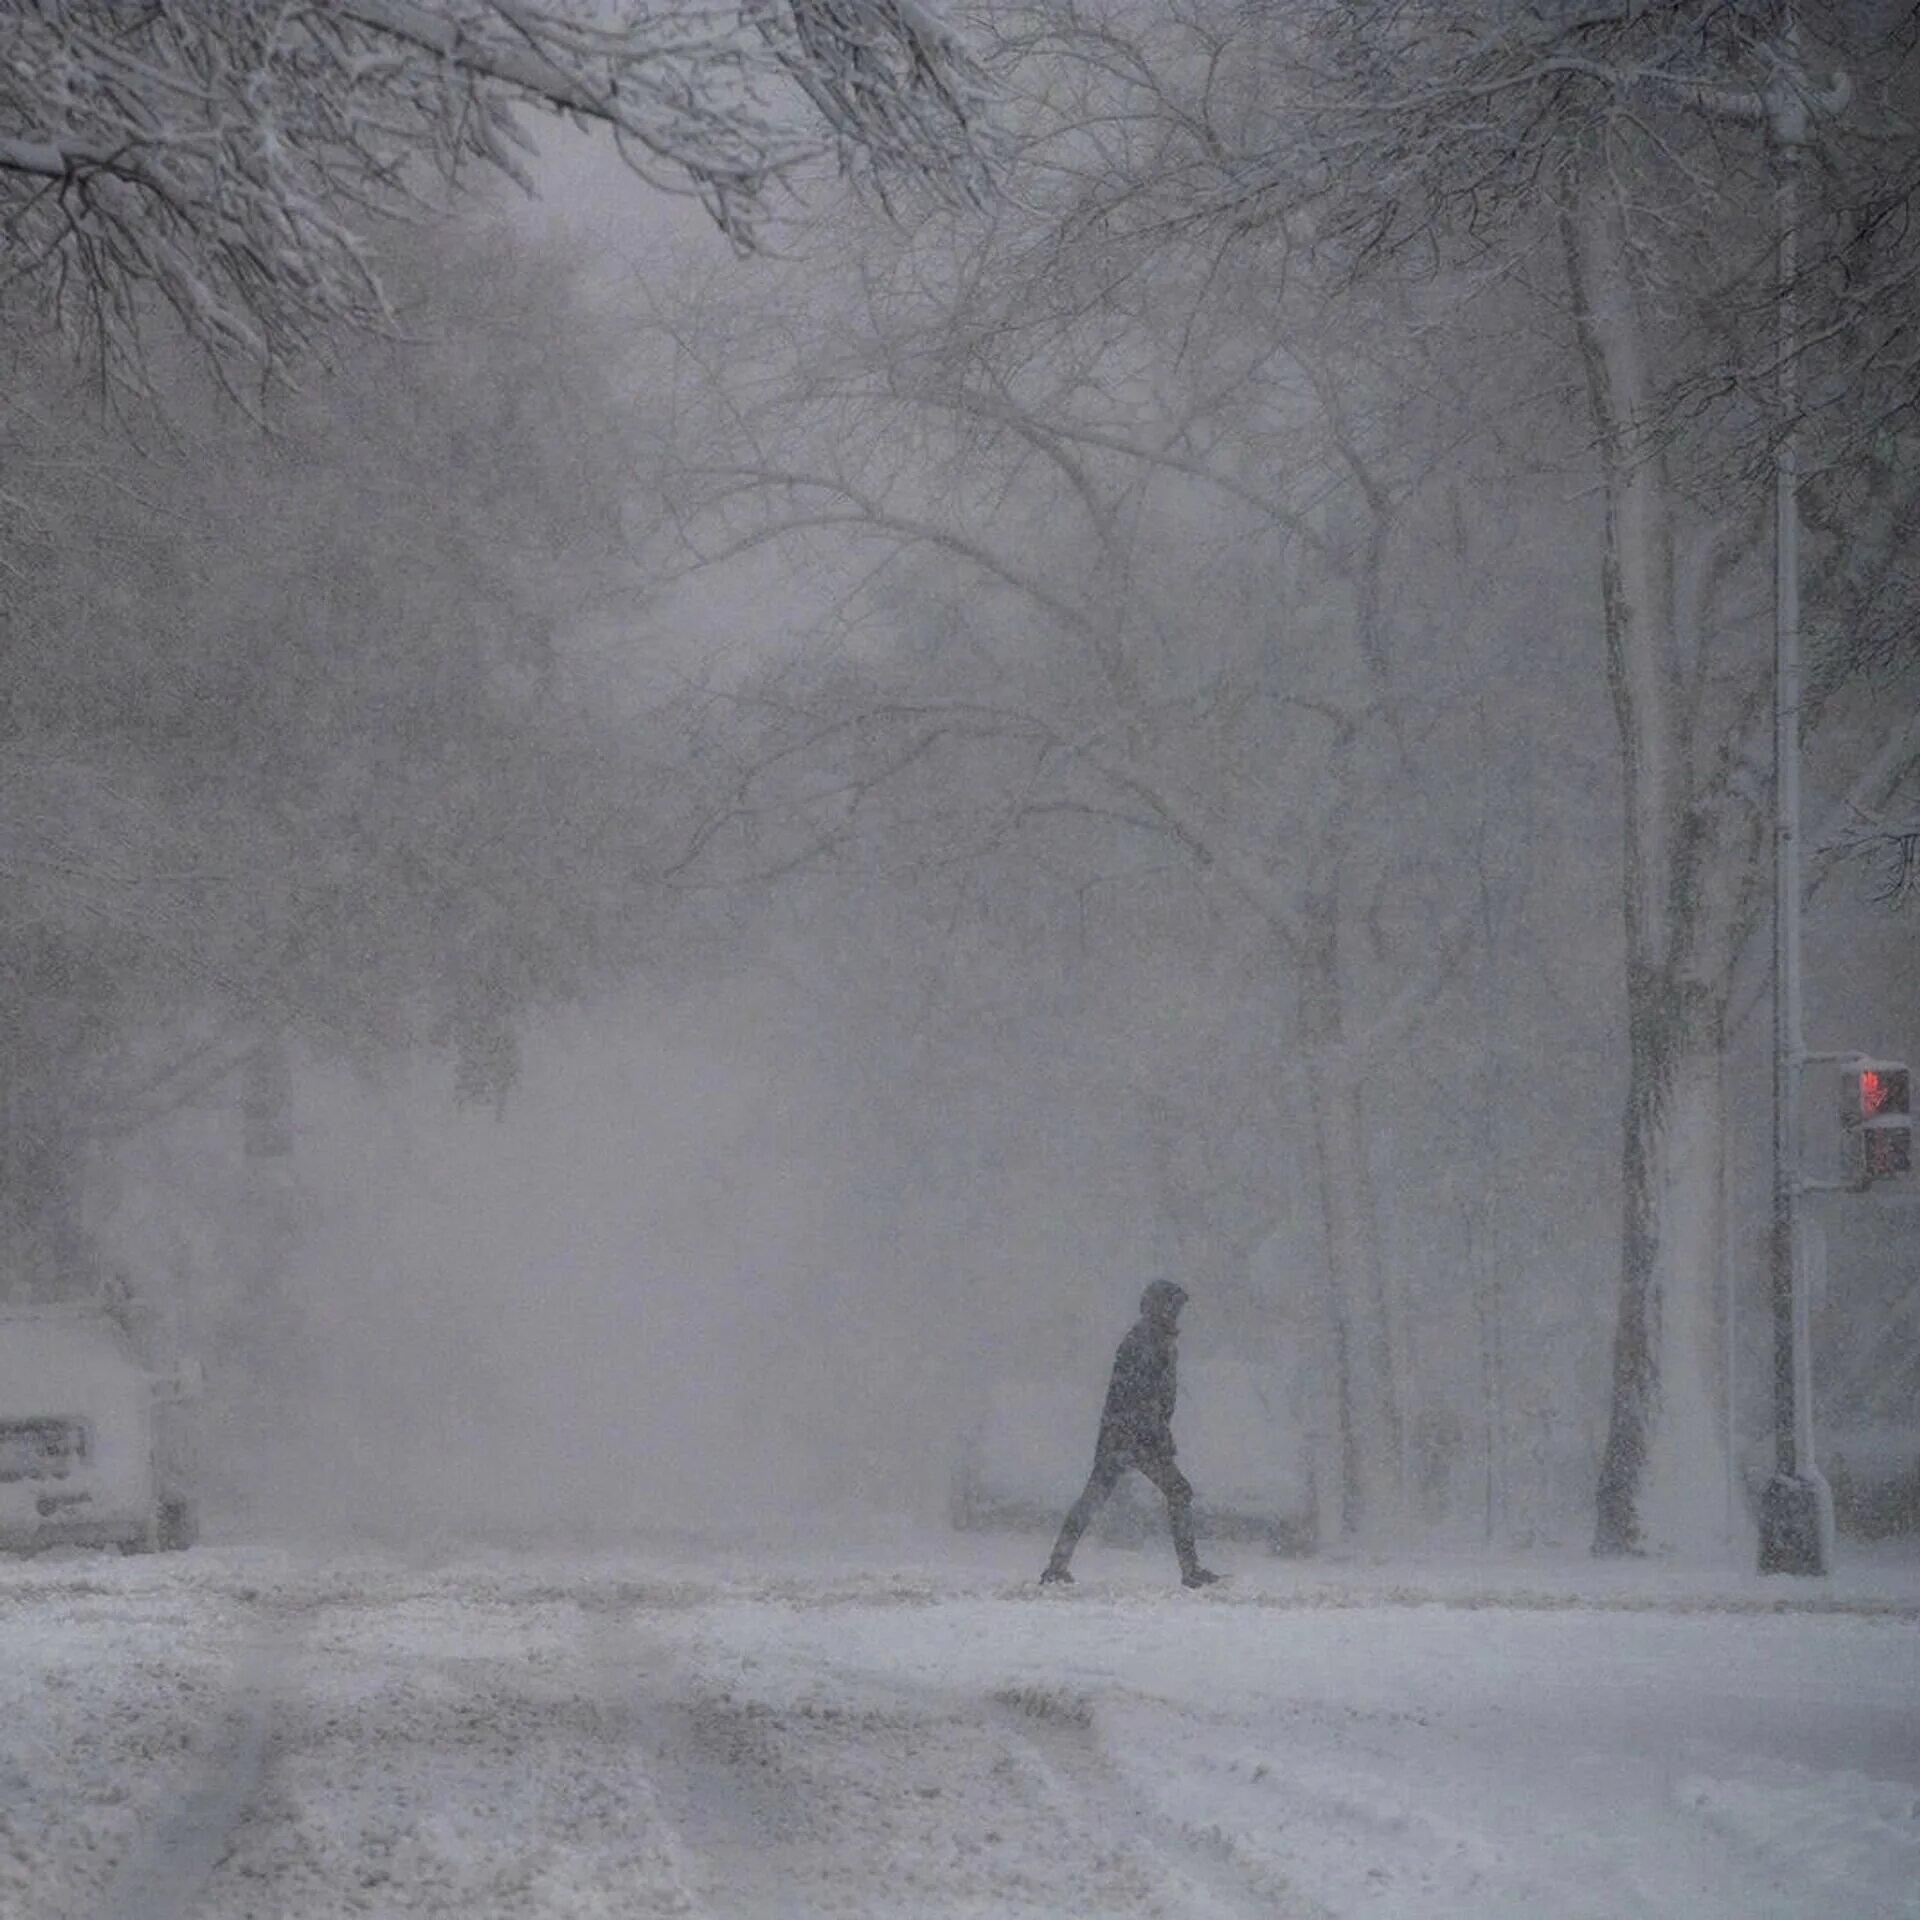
[
  {"left": 1162, "top": 0, "right": 1920, "bottom": 1552},
  {"left": 639, "top": 86, "right": 1521, "bottom": 1532},
  {"left": 0, "top": 226, "right": 684, "bottom": 1297},
  {"left": 646, "top": 0, "right": 1920, "bottom": 1552}
]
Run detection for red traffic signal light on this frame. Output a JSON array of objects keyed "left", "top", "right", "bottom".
[
  {"left": 1857, "top": 1066, "right": 1904, "bottom": 1115},
  {"left": 1841, "top": 1060, "right": 1912, "bottom": 1185}
]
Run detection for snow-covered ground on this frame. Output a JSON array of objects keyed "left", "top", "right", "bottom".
[{"left": 3, "top": 1530, "right": 1917, "bottom": 1919}]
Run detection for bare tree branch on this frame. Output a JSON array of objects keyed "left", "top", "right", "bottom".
[{"left": 1, "top": 0, "right": 994, "bottom": 391}]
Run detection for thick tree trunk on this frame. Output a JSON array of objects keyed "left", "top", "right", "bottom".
[
  {"left": 1593, "top": 983, "right": 1731, "bottom": 1553},
  {"left": 1567, "top": 168, "right": 1742, "bottom": 1555}
]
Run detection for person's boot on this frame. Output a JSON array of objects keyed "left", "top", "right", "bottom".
[{"left": 1168, "top": 1488, "right": 1216, "bottom": 1587}]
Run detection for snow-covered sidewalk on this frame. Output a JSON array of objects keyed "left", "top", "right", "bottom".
[{"left": 2, "top": 1535, "right": 1916, "bottom": 1918}]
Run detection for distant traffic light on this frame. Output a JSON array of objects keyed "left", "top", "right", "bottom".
[{"left": 1840, "top": 1060, "right": 1911, "bottom": 1186}]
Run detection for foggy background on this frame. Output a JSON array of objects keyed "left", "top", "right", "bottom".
[{"left": 7, "top": 2, "right": 1917, "bottom": 1566}]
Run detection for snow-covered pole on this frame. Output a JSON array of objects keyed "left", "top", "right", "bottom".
[{"left": 1756, "top": 5, "right": 1833, "bottom": 1577}]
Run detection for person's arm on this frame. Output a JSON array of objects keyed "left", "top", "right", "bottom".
[{"left": 1107, "top": 1325, "right": 1156, "bottom": 1429}]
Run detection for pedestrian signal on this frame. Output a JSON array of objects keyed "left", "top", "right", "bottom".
[{"left": 1840, "top": 1060, "right": 1911, "bottom": 1186}]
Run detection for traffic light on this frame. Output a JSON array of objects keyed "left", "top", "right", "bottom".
[{"left": 1840, "top": 1059, "right": 1911, "bottom": 1186}]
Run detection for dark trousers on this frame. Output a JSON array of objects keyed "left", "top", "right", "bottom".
[{"left": 1047, "top": 1441, "right": 1200, "bottom": 1577}]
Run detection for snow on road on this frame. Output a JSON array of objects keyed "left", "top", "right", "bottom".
[{"left": 2, "top": 1539, "right": 1916, "bottom": 1919}]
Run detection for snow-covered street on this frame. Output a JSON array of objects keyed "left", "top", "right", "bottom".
[{"left": 3, "top": 1539, "right": 1916, "bottom": 1919}]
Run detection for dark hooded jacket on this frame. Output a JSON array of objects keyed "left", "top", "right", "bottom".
[{"left": 1096, "top": 1281, "right": 1186, "bottom": 1458}]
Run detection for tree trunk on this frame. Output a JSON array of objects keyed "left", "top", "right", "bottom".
[
  {"left": 1593, "top": 980, "right": 1732, "bottom": 1553},
  {"left": 1566, "top": 165, "right": 1741, "bottom": 1555},
  {"left": 1303, "top": 938, "right": 1402, "bottom": 1535}
]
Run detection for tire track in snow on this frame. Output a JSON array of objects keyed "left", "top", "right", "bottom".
[
  {"left": 599, "top": 1604, "right": 1292, "bottom": 1920},
  {"left": 96, "top": 1633, "right": 284, "bottom": 1920},
  {"left": 183, "top": 1593, "right": 701, "bottom": 1918},
  {"left": 589, "top": 1607, "right": 909, "bottom": 1920},
  {"left": 988, "top": 1685, "right": 1314, "bottom": 1920},
  {"left": 634, "top": 1679, "right": 1187, "bottom": 1918}
]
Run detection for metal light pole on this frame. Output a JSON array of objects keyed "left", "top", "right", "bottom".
[{"left": 1756, "top": 16, "right": 1833, "bottom": 1576}]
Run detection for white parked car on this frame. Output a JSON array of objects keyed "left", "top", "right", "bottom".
[
  {"left": 0, "top": 1302, "right": 200, "bottom": 1555},
  {"left": 952, "top": 1356, "right": 1317, "bottom": 1555}
]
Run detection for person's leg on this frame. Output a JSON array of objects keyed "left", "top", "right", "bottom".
[
  {"left": 1043, "top": 1450, "right": 1125, "bottom": 1580},
  {"left": 1137, "top": 1451, "right": 1217, "bottom": 1584}
]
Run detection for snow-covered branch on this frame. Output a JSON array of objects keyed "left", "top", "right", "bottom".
[
  {"left": 1, "top": 1, "right": 993, "bottom": 387},
  {"left": 1812, "top": 711, "right": 1920, "bottom": 906}
]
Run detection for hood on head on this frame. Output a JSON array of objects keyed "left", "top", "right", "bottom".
[{"left": 1139, "top": 1278, "right": 1188, "bottom": 1326}]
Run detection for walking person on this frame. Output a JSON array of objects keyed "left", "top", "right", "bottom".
[{"left": 1041, "top": 1279, "right": 1220, "bottom": 1588}]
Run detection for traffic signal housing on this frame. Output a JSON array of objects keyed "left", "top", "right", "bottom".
[{"left": 1840, "top": 1059, "right": 1912, "bottom": 1187}]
